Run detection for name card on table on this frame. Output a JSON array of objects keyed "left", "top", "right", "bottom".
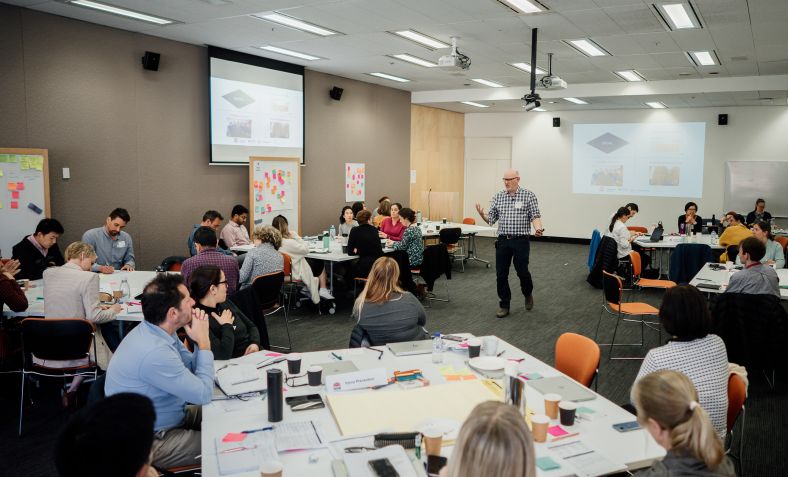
[{"left": 325, "top": 367, "right": 388, "bottom": 393}]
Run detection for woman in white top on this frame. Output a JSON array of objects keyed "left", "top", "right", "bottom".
[
  {"left": 338, "top": 206, "right": 358, "bottom": 237},
  {"left": 271, "top": 215, "right": 334, "bottom": 301},
  {"left": 606, "top": 206, "right": 641, "bottom": 259},
  {"left": 735, "top": 220, "right": 785, "bottom": 269}
]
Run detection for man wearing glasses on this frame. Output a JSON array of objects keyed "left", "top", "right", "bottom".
[{"left": 476, "top": 169, "right": 544, "bottom": 318}]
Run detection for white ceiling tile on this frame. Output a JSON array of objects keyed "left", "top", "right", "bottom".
[
  {"left": 694, "top": 0, "right": 751, "bottom": 27},
  {"left": 752, "top": 21, "right": 788, "bottom": 46},
  {"left": 722, "top": 62, "right": 759, "bottom": 76},
  {"left": 758, "top": 60, "right": 788, "bottom": 75},
  {"left": 632, "top": 32, "right": 682, "bottom": 53},
  {"left": 650, "top": 52, "right": 692, "bottom": 68},
  {"left": 670, "top": 29, "right": 717, "bottom": 52},
  {"left": 541, "top": 0, "right": 599, "bottom": 12},
  {"left": 598, "top": 34, "right": 647, "bottom": 55},
  {"left": 603, "top": 4, "right": 664, "bottom": 34},
  {"left": 747, "top": 0, "right": 788, "bottom": 23},
  {"left": 561, "top": 9, "right": 624, "bottom": 36},
  {"left": 755, "top": 45, "right": 788, "bottom": 63}
]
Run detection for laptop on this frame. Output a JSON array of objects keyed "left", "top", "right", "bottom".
[
  {"left": 387, "top": 340, "right": 434, "bottom": 357},
  {"left": 640, "top": 227, "right": 664, "bottom": 243},
  {"left": 528, "top": 376, "right": 597, "bottom": 402}
]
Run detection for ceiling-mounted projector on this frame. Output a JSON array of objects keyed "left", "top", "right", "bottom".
[
  {"left": 438, "top": 36, "right": 471, "bottom": 71},
  {"left": 537, "top": 53, "right": 568, "bottom": 90}
]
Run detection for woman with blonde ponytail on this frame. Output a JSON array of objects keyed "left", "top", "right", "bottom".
[{"left": 632, "top": 370, "right": 735, "bottom": 476}]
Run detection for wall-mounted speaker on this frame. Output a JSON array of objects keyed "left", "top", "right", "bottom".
[
  {"left": 718, "top": 113, "right": 728, "bottom": 125},
  {"left": 552, "top": 117, "right": 561, "bottom": 128},
  {"left": 141, "top": 51, "right": 160, "bottom": 71},
  {"left": 329, "top": 86, "right": 344, "bottom": 101}
]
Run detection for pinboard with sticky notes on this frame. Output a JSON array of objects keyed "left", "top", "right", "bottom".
[
  {"left": 0, "top": 148, "right": 50, "bottom": 256},
  {"left": 249, "top": 156, "right": 301, "bottom": 235}
]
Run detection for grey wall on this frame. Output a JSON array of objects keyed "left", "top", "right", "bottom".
[{"left": 0, "top": 5, "right": 410, "bottom": 269}]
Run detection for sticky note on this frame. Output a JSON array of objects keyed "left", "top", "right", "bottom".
[
  {"left": 10, "top": 201, "right": 19, "bottom": 209},
  {"left": 221, "top": 432, "right": 247, "bottom": 443},
  {"left": 0, "top": 169, "right": 3, "bottom": 177},
  {"left": 536, "top": 456, "right": 560, "bottom": 471},
  {"left": 523, "top": 372, "right": 543, "bottom": 380},
  {"left": 265, "top": 352, "right": 283, "bottom": 357},
  {"left": 20, "top": 156, "right": 30, "bottom": 170},
  {"left": 547, "top": 425, "right": 568, "bottom": 437},
  {"left": 577, "top": 407, "right": 596, "bottom": 414},
  {"left": 7, "top": 182, "right": 16, "bottom": 191},
  {"left": 16, "top": 182, "right": 24, "bottom": 190},
  {"left": 30, "top": 156, "right": 44, "bottom": 171},
  {"left": 12, "top": 191, "right": 20, "bottom": 199},
  {"left": 0, "top": 202, "right": 3, "bottom": 209}
]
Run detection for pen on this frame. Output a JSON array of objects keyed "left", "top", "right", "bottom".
[
  {"left": 242, "top": 426, "right": 273, "bottom": 434},
  {"left": 695, "top": 278, "right": 711, "bottom": 281},
  {"left": 496, "top": 350, "right": 506, "bottom": 357},
  {"left": 331, "top": 352, "right": 343, "bottom": 361}
]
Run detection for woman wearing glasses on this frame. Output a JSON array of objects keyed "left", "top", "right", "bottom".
[{"left": 189, "top": 265, "right": 260, "bottom": 359}]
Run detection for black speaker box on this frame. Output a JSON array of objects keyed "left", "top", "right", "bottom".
[
  {"left": 141, "top": 51, "right": 160, "bottom": 71},
  {"left": 718, "top": 114, "right": 728, "bottom": 125},
  {"left": 553, "top": 117, "right": 560, "bottom": 128},
  {"left": 329, "top": 86, "right": 344, "bottom": 101}
]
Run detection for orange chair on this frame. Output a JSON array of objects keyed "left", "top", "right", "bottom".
[
  {"left": 462, "top": 217, "right": 476, "bottom": 225},
  {"left": 596, "top": 271, "right": 660, "bottom": 360},
  {"left": 629, "top": 252, "right": 676, "bottom": 290},
  {"left": 776, "top": 236, "right": 787, "bottom": 253},
  {"left": 726, "top": 373, "right": 746, "bottom": 469},
  {"left": 555, "top": 333, "right": 600, "bottom": 389},
  {"left": 627, "top": 226, "right": 648, "bottom": 234}
]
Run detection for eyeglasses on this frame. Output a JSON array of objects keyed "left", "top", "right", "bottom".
[
  {"left": 216, "top": 280, "right": 228, "bottom": 287},
  {"left": 502, "top": 177, "right": 519, "bottom": 182},
  {"left": 365, "top": 346, "right": 383, "bottom": 360},
  {"left": 285, "top": 374, "right": 309, "bottom": 387}
]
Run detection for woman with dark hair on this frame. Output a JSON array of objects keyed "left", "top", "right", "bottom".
[
  {"left": 379, "top": 202, "right": 405, "bottom": 241},
  {"left": 189, "top": 265, "right": 260, "bottom": 360},
  {"left": 347, "top": 209, "right": 383, "bottom": 278},
  {"left": 635, "top": 285, "right": 728, "bottom": 438},
  {"left": 736, "top": 220, "right": 784, "bottom": 268},
  {"left": 388, "top": 207, "right": 423, "bottom": 268},
  {"left": 351, "top": 201, "right": 366, "bottom": 219},
  {"left": 338, "top": 206, "right": 358, "bottom": 237},
  {"left": 677, "top": 201, "right": 703, "bottom": 234},
  {"left": 606, "top": 206, "right": 638, "bottom": 259}
]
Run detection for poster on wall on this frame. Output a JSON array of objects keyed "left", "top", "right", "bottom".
[
  {"left": 252, "top": 161, "right": 297, "bottom": 220},
  {"left": 345, "top": 163, "right": 365, "bottom": 202}
]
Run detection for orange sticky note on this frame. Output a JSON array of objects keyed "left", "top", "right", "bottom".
[
  {"left": 16, "top": 182, "right": 24, "bottom": 190},
  {"left": 7, "top": 182, "right": 16, "bottom": 191},
  {"left": 12, "top": 191, "right": 20, "bottom": 199},
  {"left": 10, "top": 201, "right": 19, "bottom": 209},
  {"left": 221, "top": 432, "right": 247, "bottom": 443}
]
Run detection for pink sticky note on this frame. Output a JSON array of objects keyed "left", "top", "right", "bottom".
[
  {"left": 12, "top": 191, "right": 20, "bottom": 199},
  {"left": 10, "top": 201, "right": 19, "bottom": 209},
  {"left": 265, "top": 352, "right": 284, "bottom": 357},
  {"left": 547, "top": 425, "right": 568, "bottom": 437},
  {"left": 222, "top": 432, "right": 247, "bottom": 443},
  {"left": 16, "top": 182, "right": 24, "bottom": 190}
]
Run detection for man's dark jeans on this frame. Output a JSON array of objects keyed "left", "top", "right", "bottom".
[{"left": 495, "top": 236, "right": 532, "bottom": 309}]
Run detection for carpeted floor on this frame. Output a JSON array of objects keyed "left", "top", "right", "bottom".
[{"left": 1, "top": 238, "right": 784, "bottom": 476}]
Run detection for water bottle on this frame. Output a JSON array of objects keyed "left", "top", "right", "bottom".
[
  {"left": 329, "top": 224, "right": 336, "bottom": 241},
  {"left": 120, "top": 279, "right": 131, "bottom": 303},
  {"left": 432, "top": 332, "right": 443, "bottom": 364},
  {"left": 679, "top": 222, "right": 685, "bottom": 235},
  {"left": 416, "top": 210, "right": 423, "bottom": 224},
  {"left": 504, "top": 362, "right": 527, "bottom": 417},
  {"left": 322, "top": 231, "right": 329, "bottom": 249},
  {"left": 711, "top": 229, "right": 718, "bottom": 245}
]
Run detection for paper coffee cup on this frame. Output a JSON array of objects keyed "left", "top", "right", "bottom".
[
  {"left": 286, "top": 354, "right": 302, "bottom": 374},
  {"left": 559, "top": 401, "right": 577, "bottom": 426},
  {"left": 260, "top": 460, "right": 283, "bottom": 477},
  {"left": 307, "top": 365, "right": 322, "bottom": 386},
  {"left": 544, "top": 393, "right": 561, "bottom": 420},
  {"left": 467, "top": 339, "right": 481, "bottom": 358},
  {"left": 422, "top": 428, "right": 443, "bottom": 456},
  {"left": 482, "top": 336, "right": 498, "bottom": 356},
  {"left": 531, "top": 414, "right": 550, "bottom": 443}
]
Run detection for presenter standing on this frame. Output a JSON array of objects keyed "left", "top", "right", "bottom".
[{"left": 476, "top": 169, "right": 544, "bottom": 318}]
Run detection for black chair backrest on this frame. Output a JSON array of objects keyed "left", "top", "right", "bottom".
[
  {"left": 726, "top": 245, "right": 739, "bottom": 263},
  {"left": 21, "top": 318, "right": 94, "bottom": 364},
  {"left": 439, "top": 227, "right": 462, "bottom": 245},
  {"left": 251, "top": 272, "right": 285, "bottom": 309},
  {"left": 158, "top": 255, "right": 188, "bottom": 272},
  {"left": 602, "top": 271, "right": 621, "bottom": 305}
]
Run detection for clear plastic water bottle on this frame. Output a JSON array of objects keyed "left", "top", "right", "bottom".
[
  {"left": 329, "top": 224, "right": 336, "bottom": 241},
  {"left": 432, "top": 332, "right": 443, "bottom": 364},
  {"left": 120, "top": 279, "right": 131, "bottom": 303},
  {"left": 711, "top": 229, "right": 718, "bottom": 245},
  {"left": 416, "top": 210, "right": 423, "bottom": 224}
]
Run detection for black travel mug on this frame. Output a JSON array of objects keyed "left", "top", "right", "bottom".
[{"left": 267, "top": 369, "right": 283, "bottom": 422}]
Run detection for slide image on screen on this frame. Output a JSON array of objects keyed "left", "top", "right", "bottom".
[
  {"left": 210, "top": 54, "right": 303, "bottom": 165},
  {"left": 572, "top": 122, "right": 705, "bottom": 197}
]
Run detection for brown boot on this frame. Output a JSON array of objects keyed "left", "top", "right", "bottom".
[{"left": 526, "top": 295, "right": 534, "bottom": 311}]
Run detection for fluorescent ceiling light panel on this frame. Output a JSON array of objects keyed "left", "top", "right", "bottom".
[
  {"left": 509, "top": 62, "right": 546, "bottom": 75},
  {"left": 390, "top": 54, "right": 437, "bottom": 67},
  {"left": 471, "top": 78, "right": 505, "bottom": 88},
  {"left": 646, "top": 101, "right": 667, "bottom": 109},
  {"left": 615, "top": 70, "right": 645, "bottom": 82},
  {"left": 258, "top": 46, "right": 321, "bottom": 61},
  {"left": 460, "top": 101, "right": 489, "bottom": 108},
  {"left": 566, "top": 39, "right": 609, "bottom": 57},
  {"left": 564, "top": 97, "right": 588, "bottom": 105},
  {"left": 252, "top": 12, "right": 338, "bottom": 36},
  {"left": 391, "top": 30, "right": 448, "bottom": 49},
  {"left": 688, "top": 50, "right": 717, "bottom": 66},
  {"left": 497, "top": 0, "right": 545, "bottom": 14},
  {"left": 368, "top": 72, "right": 410, "bottom": 83},
  {"left": 656, "top": 2, "right": 701, "bottom": 30},
  {"left": 68, "top": 0, "right": 174, "bottom": 24}
]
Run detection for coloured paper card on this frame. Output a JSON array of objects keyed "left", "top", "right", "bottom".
[{"left": 345, "top": 162, "right": 365, "bottom": 202}]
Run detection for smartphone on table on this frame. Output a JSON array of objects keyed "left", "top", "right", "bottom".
[
  {"left": 368, "top": 458, "right": 399, "bottom": 477},
  {"left": 612, "top": 420, "right": 641, "bottom": 432}
]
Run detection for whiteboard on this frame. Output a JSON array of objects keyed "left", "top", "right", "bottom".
[
  {"left": 0, "top": 148, "right": 50, "bottom": 256},
  {"left": 725, "top": 161, "right": 788, "bottom": 217},
  {"left": 249, "top": 157, "right": 301, "bottom": 234}
]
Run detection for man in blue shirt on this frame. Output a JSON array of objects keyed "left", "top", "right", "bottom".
[
  {"left": 82, "top": 208, "right": 135, "bottom": 274},
  {"left": 105, "top": 273, "right": 214, "bottom": 469}
]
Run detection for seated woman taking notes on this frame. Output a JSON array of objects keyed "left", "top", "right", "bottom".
[
  {"left": 606, "top": 207, "right": 639, "bottom": 260},
  {"left": 735, "top": 221, "right": 784, "bottom": 269},
  {"left": 189, "top": 265, "right": 260, "bottom": 360},
  {"left": 272, "top": 214, "right": 334, "bottom": 301},
  {"left": 238, "top": 225, "right": 284, "bottom": 287},
  {"left": 338, "top": 206, "right": 358, "bottom": 237}
]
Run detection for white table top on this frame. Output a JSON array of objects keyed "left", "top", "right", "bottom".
[
  {"left": 3, "top": 270, "right": 160, "bottom": 321},
  {"left": 634, "top": 234, "right": 724, "bottom": 250},
  {"left": 690, "top": 263, "right": 788, "bottom": 300},
  {"left": 418, "top": 221, "right": 495, "bottom": 236},
  {"left": 201, "top": 335, "right": 663, "bottom": 477}
]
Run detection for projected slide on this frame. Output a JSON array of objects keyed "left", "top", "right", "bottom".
[
  {"left": 572, "top": 123, "right": 706, "bottom": 197},
  {"left": 210, "top": 54, "right": 303, "bottom": 165}
]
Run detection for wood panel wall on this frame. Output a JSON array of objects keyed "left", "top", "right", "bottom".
[{"left": 409, "top": 105, "right": 465, "bottom": 222}]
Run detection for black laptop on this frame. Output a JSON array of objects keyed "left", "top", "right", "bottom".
[{"left": 642, "top": 227, "right": 664, "bottom": 243}]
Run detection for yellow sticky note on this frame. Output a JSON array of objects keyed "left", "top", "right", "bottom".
[
  {"left": 20, "top": 156, "right": 30, "bottom": 170},
  {"left": 0, "top": 168, "right": 4, "bottom": 177},
  {"left": 30, "top": 156, "right": 44, "bottom": 171},
  {"left": 0, "top": 201, "right": 3, "bottom": 209}
]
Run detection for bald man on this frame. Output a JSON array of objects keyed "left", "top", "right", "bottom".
[{"left": 476, "top": 169, "right": 544, "bottom": 318}]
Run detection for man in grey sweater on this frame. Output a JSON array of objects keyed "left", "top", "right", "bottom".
[{"left": 726, "top": 237, "right": 779, "bottom": 297}]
